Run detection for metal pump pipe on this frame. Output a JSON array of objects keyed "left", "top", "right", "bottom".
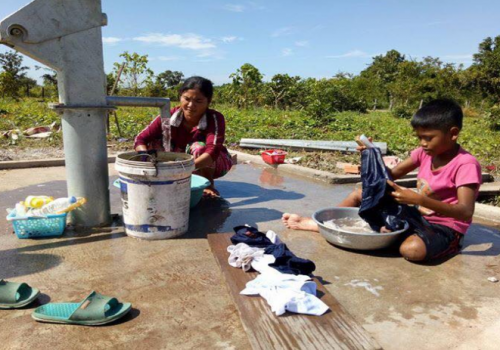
[
  {"left": 0, "top": 0, "right": 111, "bottom": 226},
  {"left": 106, "top": 96, "right": 170, "bottom": 119}
]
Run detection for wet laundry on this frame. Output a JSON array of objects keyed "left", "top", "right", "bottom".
[
  {"left": 264, "top": 244, "right": 316, "bottom": 275},
  {"left": 240, "top": 271, "right": 329, "bottom": 316},
  {"left": 358, "top": 147, "right": 427, "bottom": 233},
  {"left": 231, "top": 225, "right": 273, "bottom": 247},
  {"left": 227, "top": 243, "right": 265, "bottom": 272},
  {"left": 231, "top": 225, "right": 315, "bottom": 275},
  {"left": 228, "top": 225, "right": 328, "bottom": 316}
]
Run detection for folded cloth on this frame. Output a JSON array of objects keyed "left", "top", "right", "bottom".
[
  {"left": 240, "top": 272, "right": 329, "bottom": 316},
  {"left": 265, "top": 243, "right": 316, "bottom": 275},
  {"left": 227, "top": 243, "right": 265, "bottom": 272},
  {"left": 231, "top": 225, "right": 274, "bottom": 247}
]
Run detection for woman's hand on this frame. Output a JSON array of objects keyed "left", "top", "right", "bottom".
[{"left": 387, "top": 180, "right": 423, "bottom": 206}]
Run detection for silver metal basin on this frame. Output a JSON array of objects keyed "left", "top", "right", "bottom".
[{"left": 312, "top": 207, "right": 408, "bottom": 250}]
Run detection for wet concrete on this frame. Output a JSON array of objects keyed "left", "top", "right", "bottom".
[{"left": 1, "top": 163, "right": 499, "bottom": 349}]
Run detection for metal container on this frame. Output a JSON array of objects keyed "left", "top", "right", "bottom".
[{"left": 312, "top": 207, "right": 408, "bottom": 250}]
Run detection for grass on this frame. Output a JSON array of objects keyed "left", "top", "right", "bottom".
[{"left": 1, "top": 98, "right": 499, "bottom": 177}]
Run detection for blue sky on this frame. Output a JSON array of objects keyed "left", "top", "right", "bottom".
[{"left": 1, "top": 0, "right": 500, "bottom": 85}]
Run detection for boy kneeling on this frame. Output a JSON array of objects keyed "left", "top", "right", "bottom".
[{"left": 283, "top": 99, "right": 482, "bottom": 262}]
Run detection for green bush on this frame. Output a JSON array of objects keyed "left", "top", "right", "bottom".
[
  {"left": 485, "top": 105, "right": 500, "bottom": 131},
  {"left": 391, "top": 105, "right": 414, "bottom": 119}
]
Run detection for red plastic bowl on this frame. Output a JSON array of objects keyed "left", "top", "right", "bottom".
[{"left": 261, "top": 149, "right": 287, "bottom": 165}]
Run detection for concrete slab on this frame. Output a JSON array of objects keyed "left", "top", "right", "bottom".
[{"left": 1, "top": 162, "right": 499, "bottom": 349}]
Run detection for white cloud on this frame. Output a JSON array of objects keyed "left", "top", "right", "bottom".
[
  {"left": 295, "top": 40, "right": 309, "bottom": 47},
  {"left": 223, "top": 4, "right": 245, "bottom": 12},
  {"left": 272, "top": 27, "right": 294, "bottom": 37},
  {"left": 282, "top": 48, "right": 293, "bottom": 57},
  {"left": 222, "top": 36, "right": 238, "bottom": 43},
  {"left": 157, "top": 56, "right": 183, "bottom": 61},
  {"left": 103, "top": 37, "right": 123, "bottom": 45},
  {"left": 326, "top": 50, "right": 371, "bottom": 58},
  {"left": 247, "top": 1, "right": 266, "bottom": 10},
  {"left": 133, "top": 33, "right": 216, "bottom": 51}
]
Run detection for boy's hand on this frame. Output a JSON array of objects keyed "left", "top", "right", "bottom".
[
  {"left": 356, "top": 136, "right": 373, "bottom": 152},
  {"left": 387, "top": 180, "right": 422, "bottom": 205}
]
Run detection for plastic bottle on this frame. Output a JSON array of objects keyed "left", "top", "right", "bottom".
[
  {"left": 31, "top": 197, "right": 77, "bottom": 216},
  {"left": 356, "top": 134, "right": 376, "bottom": 148},
  {"left": 15, "top": 202, "right": 28, "bottom": 217},
  {"left": 24, "top": 195, "right": 54, "bottom": 208}
]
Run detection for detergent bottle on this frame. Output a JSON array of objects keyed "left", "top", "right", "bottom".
[
  {"left": 24, "top": 195, "right": 54, "bottom": 208},
  {"left": 31, "top": 197, "right": 77, "bottom": 216}
]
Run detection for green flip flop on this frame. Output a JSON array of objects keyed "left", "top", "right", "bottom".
[
  {"left": 0, "top": 280, "right": 40, "bottom": 309},
  {"left": 32, "top": 291, "right": 131, "bottom": 326}
]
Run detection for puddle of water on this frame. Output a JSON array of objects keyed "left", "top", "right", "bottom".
[{"left": 344, "top": 279, "right": 384, "bottom": 297}]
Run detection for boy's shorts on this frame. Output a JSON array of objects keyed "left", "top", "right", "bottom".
[{"left": 400, "top": 223, "right": 464, "bottom": 261}]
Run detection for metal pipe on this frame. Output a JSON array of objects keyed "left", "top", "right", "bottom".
[
  {"left": 0, "top": 0, "right": 112, "bottom": 227},
  {"left": 106, "top": 96, "right": 170, "bottom": 119}
]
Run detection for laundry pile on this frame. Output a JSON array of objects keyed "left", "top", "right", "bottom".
[{"left": 227, "top": 225, "right": 329, "bottom": 316}]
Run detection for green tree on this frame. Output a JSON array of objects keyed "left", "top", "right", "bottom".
[
  {"left": 266, "top": 74, "right": 301, "bottom": 109},
  {"left": 0, "top": 51, "right": 28, "bottom": 98},
  {"left": 156, "top": 70, "right": 184, "bottom": 89},
  {"left": 113, "top": 51, "right": 154, "bottom": 96},
  {"left": 229, "top": 63, "right": 264, "bottom": 108},
  {"left": 360, "top": 50, "right": 406, "bottom": 107},
  {"left": 470, "top": 36, "right": 500, "bottom": 103}
]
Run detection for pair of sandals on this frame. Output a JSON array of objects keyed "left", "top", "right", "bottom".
[{"left": 0, "top": 280, "right": 131, "bottom": 326}]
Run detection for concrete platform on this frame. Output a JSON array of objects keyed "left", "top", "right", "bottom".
[{"left": 1, "top": 163, "right": 499, "bottom": 349}]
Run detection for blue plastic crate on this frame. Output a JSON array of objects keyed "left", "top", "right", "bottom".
[{"left": 6, "top": 210, "right": 67, "bottom": 239}]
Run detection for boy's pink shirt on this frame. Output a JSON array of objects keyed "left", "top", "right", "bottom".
[{"left": 410, "top": 146, "right": 482, "bottom": 234}]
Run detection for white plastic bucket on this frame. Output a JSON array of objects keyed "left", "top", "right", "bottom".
[{"left": 115, "top": 152, "right": 195, "bottom": 240}]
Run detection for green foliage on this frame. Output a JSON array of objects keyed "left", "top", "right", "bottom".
[
  {"left": 0, "top": 51, "right": 29, "bottom": 99},
  {"left": 229, "top": 63, "right": 264, "bottom": 108},
  {"left": 156, "top": 70, "right": 184, "bottom": 89},
  {"left": 266, "top": 73, "right": 301, "bottom": 109},
  {"left": 471, "top": 36, "right": 500, "bottom": 103},
  {"left": 1, "top": 98, "right": 499, "bottom": 175},
  {"left": 112, "top": 51, "right": 154, "bottom": 96},
  {"left": 303, "top": 77, "right": 367, "bottom": 121},
  {"left": 391, "top": 105, "right": 414, "bottom": 119},
  {"left": 485, "top": 105, "right": 500, "bottom": 131}
]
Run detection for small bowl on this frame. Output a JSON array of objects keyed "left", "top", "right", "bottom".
[
  {"left": 190, "top": 174, "right": 211, "bottom": 207},
  {"left": 312, "top": 207, "right": 408, "bottom": 250}
]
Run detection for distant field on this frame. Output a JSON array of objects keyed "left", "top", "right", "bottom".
[{"left": 1, "top": 98, "right": 499, "bottom": 176}]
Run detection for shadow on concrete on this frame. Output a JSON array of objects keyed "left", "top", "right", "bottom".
[
  {"left": 0, "top": 232, "right": 126, "bottom": 279},
  {"left": 101, "top": 307, "right": 141, "bottom": 327},
  {"left": 217, "top": 180, "right": 305, "bottom": 207},
  {"left": 183, "top": 198, "right": 232, "bottom": 239},
  {"left": 0, "top": 251, "right": 62, "bottom": 280},
  {"left": 326, "top": 242, "right": 402, "bottom": 259},
  {"left": 183, "top": 198, "right": 284, "bottom": 239},
  {"left": 16, "top": 293, "right": 52, "bottom": 309},
  {"left": 460, "top": 224, "right": 500, "bottom": 257}
]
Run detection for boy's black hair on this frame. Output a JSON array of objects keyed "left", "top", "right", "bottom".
[
  {"left": 411, "top": 99, "right": 463, "bottom": 131},
  {"left": 179, "top": 76, "right": 213, "bottom": 101}
]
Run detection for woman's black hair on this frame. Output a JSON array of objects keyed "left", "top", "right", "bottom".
[{"left": 179, "top": 76, "right": 214, "bottom": 101}]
